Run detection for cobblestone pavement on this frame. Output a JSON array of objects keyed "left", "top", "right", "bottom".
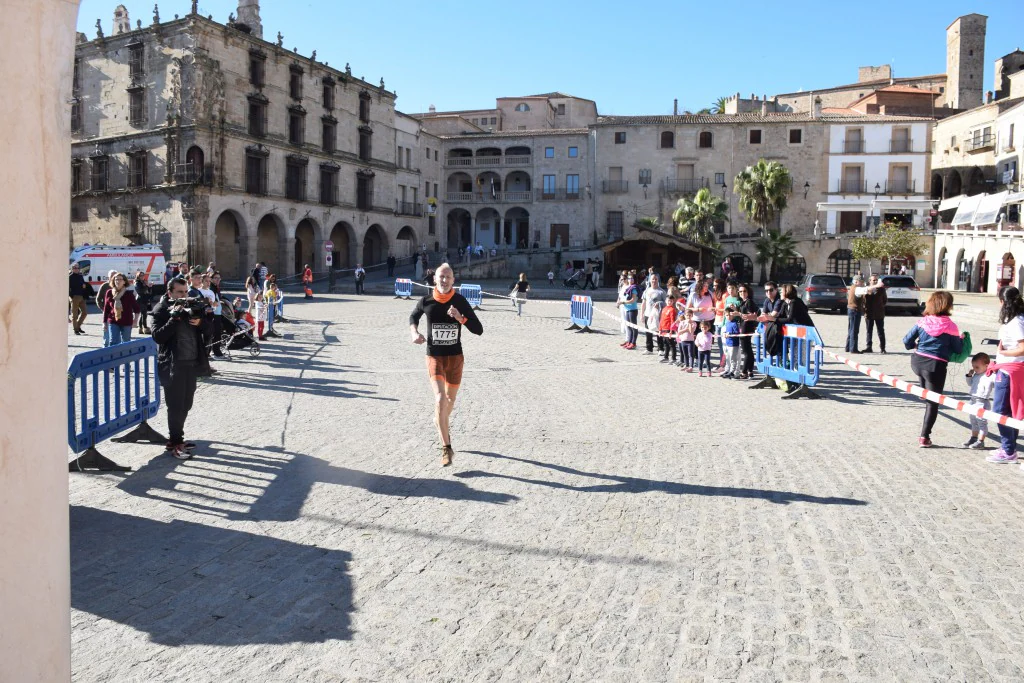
[{"left": 68, "top": 293, "right": 1024, "bottom": 682}]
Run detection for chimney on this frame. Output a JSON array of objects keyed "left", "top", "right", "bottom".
[
  {"left": 428, "top": 104, "right": 436, "bottom": 114},
  {"left": 987, "top": 90, "right": 994, "bottom": 104},
  {"left": 236, "top": 0, "right": 262, "bottom": 38},
  {"left": 761, "top": 100, "right": 768, "bottom": 115},
  {"left": 113, "top": 4, "right": 130, "bottom": 34},
  {"left": 674, "top": 98, "right": 678, "bottom": 115},
  {"left": 812, "top": 96, "right": 822, "bottom": 119}
]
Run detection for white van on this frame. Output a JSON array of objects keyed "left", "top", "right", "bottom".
[{"left": 69, "top": 244, "right": 167, "bottom": 296}]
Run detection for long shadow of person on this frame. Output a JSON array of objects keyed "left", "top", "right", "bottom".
[{"left": 454, "top": 451, "right": 868, "bottom": 506}]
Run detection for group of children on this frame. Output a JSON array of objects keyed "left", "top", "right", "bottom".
[{"left": 639, "top": 296, "right": 750, "bottom": 378}]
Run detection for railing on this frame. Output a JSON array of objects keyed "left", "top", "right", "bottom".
[
  {"left": 445, "top": 191, "right": 534, "bottom": 203},
  {"left": 889, "top": 139, "right": 914, "bottom": 153},
  {"left": 536, "top": 189, "right": 582, "bottom": 201},
  {"left": 445, "top": 154, "right": 533, "bottom": 168},
  {"left": 446, "top": 191, "right": 475, "bottom": 202},
  {"left": 474, "top": 155, "right": 503, "bottom": 166},
  {"left": 445, "top": 157, "right": 474, "bottom": 167},
  {"left": 884, "top": 179, "right": 916, "bottom": 194},
  {"left": 842, "top": 140, "right": 865, "bottom": 153},
  {"left": 603, "top": 180, "right": 629, "bottom": 193},
  {"left": 835, "top": 180, "right": 867, "bottom": 194},
  {"left": 662, "top": 177, "right": 708, "bottom": 194},
  {"left": 504, "top": 191, "right": 532, "bottom": 202},
  {"left": 397, "top": 201, "right": 423, "bottom": 216},
  {"left": 505, "top": 155, "right": 531, "bottom": 165},
  {"left": 967, "top": 133, "right": 995, "bottom": 152}
]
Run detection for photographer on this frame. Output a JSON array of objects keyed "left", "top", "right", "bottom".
[{"left": 151, "top": 277, "right": 210, "bottom": 459}]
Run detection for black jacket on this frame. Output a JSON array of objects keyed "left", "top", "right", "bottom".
[
  {"left": 151, "top": 295, "right": 211, "bottom": 372},
  {"left": 778, "top": 298, "right": 815, "bottom": 327},
  {"left": 68, "top": 272, "right": 91, "bottom": 297}
]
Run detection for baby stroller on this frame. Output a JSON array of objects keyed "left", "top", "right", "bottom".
[
  {"left": 563, "top": 269, "right": 585, "bottom": 289},
  {"left": 215, "top": 298, "right": 260, "bottom": 359}
]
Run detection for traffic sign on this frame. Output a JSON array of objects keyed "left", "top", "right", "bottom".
[
  {"left": 325, "top": 253, "right": 333, "bottom": 267},
  {"left": 324, "top": 240, "right": 334, "bottom": 251}
]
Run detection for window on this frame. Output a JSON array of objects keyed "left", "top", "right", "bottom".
[
  {"left": 406, "top": 148, "right": 411, "bottom": 169},
  {"left": 542, "top": 174, "right": 556, "bottom": 197},
  {"left": 568, "top": 146, "right": 578, "bottom": 158},
  {"left": 358, "top": 127, "right": 372, "bottom": 161},
  {"left": 356, "top": 173, "right": 373, "bottom": 210},
  {"left": 288, "top": 108, "right": 305, "bottom": 145},
  {"left": 285, "top": 158, "right": 307, "bottom": 200},
  {"left": 556, "top": 103, "right": 565, "bottom": 115},
  {"left": 471, "top": 118, "right": 477, "bottom": 124},
  {"left": 397, "top": 145, "right": 403, "bottom": 167},
  {"left": 72, "top": 58, "right": 81, "bottom": 95},
  {"left": 638, "top": 168, "right": 652, "bottom": 186},
  {"left": 607, "top": 211, "right": 624, "bottom": 239},
  {"left": 249, "top": 51, "right": 266, "bottom": 88},
  {"left": 320, "top": 165, "right": 339, "bottom": 205},
  {"left": 490, "top": 117, "right": 497, "bottom": 125},
  {"left": 699, "top": 131, "right": 713, "bottom": 148},
  {"left": 70, "top": 100, "right": 82, "bottom": 134},
  {"left": 515, "top": 103, "right": 530, "bottom": 112},
  {"left": 428, "top": 216, "right": 436, "bottom": 234},
  {"left": 128, "top": 89, "right": 145, "bottom": 126},
  {"left": 127, "top": 151, "right": 147, "bottom": 189},
  {"left": 567, "top": 174, "right": 579, "bottom": 197},
  {"left": 789, "top": 129, "right": 803, "bottom": 144},
  {"left": 434, "top": 151, "right": 438, "bottom": 161},
  {"left": 614, "top": 132, "right": 626, "bottom": 144},
  {"left": 425, "top": 147, "right": 430, "bottom": 159},
  {"left": 359, "top": 91, "right": 371, "bottom": 122},
  {"left": 433, "top": 182, "right": 438, "bottom": 197},
  {"left": 90, "top": 156, "right": 108, "bottom": 192},
  {"left": 71, "top": 160, "right": 84, "bottom": 194},
  {"left": 128, "top": 42, "right": 144, "bottom": 82},
  {"left": 714, "top": 172, "right": 725, "bottom": 186},
  {"left": 289, "top": 66, "right": 303, "bottom": 100},
  {"left": 245, "top": 153, "right": 268, "bottom": 195},
  {"left": 827, "top": 249, "right": 859, "bottom": 278},
  {"left": 545, "top": 147, "right": 554, "bottom": 158},
  {"left": 749, "top": 129, "right": 762, "bottom": 144},
  {"left": 322, "top": 118, "right": 336, "bottom": 153},
  {"left": 322, "top": 80, "right": 334, "bottom": 110},
  {"left": 248, "top": 97, "right": 267, "bottom": 137},
  {"left": 660, "top": 131, "right": 674, "bottom": 148}
]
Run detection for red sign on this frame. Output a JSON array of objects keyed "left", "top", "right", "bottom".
[
  {"left": 324, "top": 241, "right": 334, "bottom": 251},
  {"left": 929, "top": 209, "right": 938, "bottom": 217}
]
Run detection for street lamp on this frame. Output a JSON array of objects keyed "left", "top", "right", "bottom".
[
  {"left": 872, "top": 183, "right": 882, "bottom": 232},
  {"left": 803, "top": 181, "right": 810, "bottom": 199},
  {"left": 721, "top": 182, "right": 728, "bottom": 199}
]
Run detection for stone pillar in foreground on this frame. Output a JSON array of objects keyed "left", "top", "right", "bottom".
[{"left": 0, "top": 1, "right": 79, "bottom": 680}]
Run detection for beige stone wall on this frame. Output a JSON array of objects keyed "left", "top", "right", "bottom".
[
  {"left": 497, "top": 97, "right": 553, "bottom": 130},
  {"left": 945, "top": 14, "right": 986, "bottom": 109}
]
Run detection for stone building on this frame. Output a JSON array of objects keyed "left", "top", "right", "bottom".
[{"left": 69, "top": 2, "right": 439, "bottom": 279}]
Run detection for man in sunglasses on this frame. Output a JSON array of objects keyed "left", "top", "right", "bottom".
[{"left": 761, "top": 281, "right": 784, "bottom": 320}]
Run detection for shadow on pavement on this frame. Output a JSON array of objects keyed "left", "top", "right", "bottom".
[
  {"left": 117, "top": 443, "right": 517, "bottom": 521},
  {"left": 207, "top": 371, "right": 396, "bottom": 401},
  {"left": 455, "top": 451, "right": 868, "bottom": 506},
  {"left": 70, "top": 505, "right": 353, "bottom": 645}
]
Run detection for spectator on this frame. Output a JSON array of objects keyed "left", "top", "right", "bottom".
[
  {"left": 964, "top": 352, "right": 994, "bottom": 450},
  {"left": 985, "top": 286, "right": 1024, "bottom": 464},
  {"left": 679, "top": 267, "right": 696, "bottom": 297},
  {"left": 96, "top": 270, "right": 117, "bottom": 346},
  {"left": 845, "top": 275, "right": 884, "bottom": 354},
  {"left": 776, "top": 284, "right": 815, "bottom": 327},
  {"left": 102, "top": 272, "right": 140, "bottom": 346},
  {"left": 864, "top": 274, "right": 888, "bottom": 353},
  {"left": 263, "top": 274, "right": 287, "bottom": 322},
  {"left": 720, "top": 257, "right": 734, "bottom": 281},
  {"left": 903, "top": 291, "right": 963, "bottom": 448},
  {"left": 736, "top": 284, "right": 760, "bottom": 379},
  {"left": 163, "top": 262, "right": 177, "bottom": 285},
  {"left": 303, "top": 263, "right": 314, "bottom": 298},
  {"left": 685, "top": 277, "right": 716, "bottom": 332},
  {"left": 547, "top": 270, "right": 554, "bottom": 285},
  {"left": 134, "top": 271, "right": 152, "bottom": 335},
  {"left": 640, "top": 273, "right": 665, "bottom": 355},
  {"left": 387, "top": 254, "right": 396, "bottom": 277},
  {"left": 721, "top": 308, "right": 742, "bottom": 379},
  {"left": 354, "top": 263, "right": 366, "bottom": 294},
  {"left": 259, "top": 261, "right": 269, "bottom": 286},
  {"left": 695, "top": 321, "right": 714, "bottom": 377},
  {"left": 424, "top": 269, "right": 435, "bottom": 287},
  {"left": 206, "top": 261, "right": 216, "bottom": 274},
  {"left": 510, "top": 273, "right": 530, "bottom": 317},
  {"left": 760, "top": 281, "right": 784, "bottom": 320},
  {"left": 68, "top": 263, "right": 91, "bottom": 335},
  {"left": 619, "top": 274, "right": 639, "bottom": 350},
  {"left": 659, "top": 295, "right": 678, "bottom": 364},
  {"left": 251, "top": 262, "right": 263, "bottom": 289},
  {"left": 263, "top": 281, "right": 283, "bottom": 339},
  {"left": 245, "top": 276, "right": 260, "bottom": 311},
  {"left": 677, "top": 310, "right": 697, "bottom": 371}
]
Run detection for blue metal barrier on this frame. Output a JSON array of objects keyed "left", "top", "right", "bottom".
[
  {"left": 394, "top": 278, "right": 413, "bottom": 299},
  {"left": 459, "top": 284, "right": 483, "bottom": 309},
  {"left": 566, "top": 294, "right": 595, "bottom": 332},
  {"left": 67, "top": 339, "right": 164, "bottom": 471},
  {"left": 750, "top": 323, "right": 824, "bottom": 399}
]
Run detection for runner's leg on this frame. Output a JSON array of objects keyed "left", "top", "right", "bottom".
[{"left": 431, "top": 377, "right": 451, "bottom": 446}]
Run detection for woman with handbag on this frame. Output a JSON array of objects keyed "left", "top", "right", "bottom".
[{"left": 510, "top": 273, "right": 530, "bottom": 317}]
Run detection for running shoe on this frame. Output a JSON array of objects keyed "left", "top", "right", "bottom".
[
  {"left": 167, "top": 443, "right": 195, "bottom": 460},
  {"left": 441, "top": 445, "right": 454, "bottom": 467},
  {"left": 968, "top": 440, "right": 986, "bottom": 450},
  {"left": 962, "top": 436, "right": 977, "bottom": 448},
  {"left": 986, "top": 449, "right": 1018, "bottom": 463},
  {"left": 919, "top": 437, "right": 933, "bottom": 448}
]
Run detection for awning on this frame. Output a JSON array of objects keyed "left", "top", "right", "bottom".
[
  {"left": 938, "top": 194, "right": 966, "bottom": 212},
  {"left": 1004, "top": 191, "right": 1024, "bottom": 205},
  {"left": 951, "top": 194, "right": 984, "bottom": 226},
  {"left": 972, "top": 191, "right": 1009, "bottom": 226},
  {"left": 815, "top": 202, "right": 871, "bottom": 212},
  {"left": 870, "top": 199, "right": 937, "bottom": 211}
]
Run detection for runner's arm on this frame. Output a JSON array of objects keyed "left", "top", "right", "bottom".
[
  {"left": 409, "top": 298, "right": 426, "bottom": 342},
  {"left": 455, "top": 298, "right": 483, "bottom": 336}
]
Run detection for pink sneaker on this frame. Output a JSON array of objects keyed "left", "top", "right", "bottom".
[
  {"left": 986, "top": 449, "right": 1018, "bottom": 464},
  {"left": 918, "top": 437, "right": 933, "bottom": 448}
]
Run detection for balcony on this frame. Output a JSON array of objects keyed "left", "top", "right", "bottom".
[
  {"left": 835, "top": 179, "right": 867, "bottom": 194},
  {"left": 536, "top": 188, "right": 582, "bottom": 201},
  {"left": 397, "top": 201, "right": 423, "bottom": 216},
  {"left": 967, "top": 133, "right": 995, "bottom": 153},
  {"left": 505, "top": 155, "right": 531, "bottom": 166},
  {"left": 445, "top": 156, "right": 474, "bottom": 167},
  {"left": 602, "top": 180, "right": 629, "bottom": 193},
  {"left": 444, "top": 191, "right": 534, "bottom": 204},
  {"left": 884, "top": 179, "right": 917, "bottom": 195},
  {"left": 662, "top": 177, "right": 709, "bottom": 195},
  {"left": 842, "top": 140, "right": 865, "bottom": 153},
  {"left": 443, "top": 154, "right": 533, "bottom": 168},
  {"left": 889, "top": 139, "right": 914, "bottom": 153}
]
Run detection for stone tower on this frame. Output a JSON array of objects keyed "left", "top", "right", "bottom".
[
  {"left": 236, "top": 0, "right": 262, "bottom": 39},
  {"left": 113, "top": 5, "right": 130, "bottom": 34},
  {"left": 945, "top": 14, "right": 986, "bottom": 110},
  {"left": 994, "top": 50, "right": 1024, "bottom": 101}
]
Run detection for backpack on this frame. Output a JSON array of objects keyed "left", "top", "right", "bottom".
[{"left": 949, "top": 330, "right": 972, "bottom": 365}]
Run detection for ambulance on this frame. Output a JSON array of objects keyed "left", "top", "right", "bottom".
[{"left": 68, "top": 244, "right": 168, "bottom": 296}]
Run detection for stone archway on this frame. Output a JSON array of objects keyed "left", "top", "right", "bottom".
[
  {"left": 937, "top": 247, "right": 948, "bottom": 289},
  {"left": 395, "top": 225, "right": 418, "bottom": 259},
  {"left": 954, "top": 248, "right": 967, "bottom": 291},
  {"left": 329, "top": 221, "right": 355, "bottom": 270},
  {"left": 362, "top": 224, "right": 388, "bottom": 266},
  {"left": 447, "top": 208, "right": 471, "bottom": 251},
  {"left": 946, "top": 170, "right": 963, "bottom": 197},
  {"left": 256, "top": 214, "right": 284, "bottom": 276},
  {"left": 504, "top": 206, "right": 530, "bottom": 248},
  {"left": 294, "top": 218, "right": 318, "bottom": 275},
  {"left": 213, "top": 209, "right": 244, "bottom": 279},
  {"left": 931, "top": 173, "right": 944, "bottom": 200}
]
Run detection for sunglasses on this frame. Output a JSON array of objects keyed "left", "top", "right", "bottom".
[{"left": 765, "top": 288, "right": 776, "bottom": 292}]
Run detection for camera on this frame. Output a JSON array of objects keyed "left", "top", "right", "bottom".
[{"left": 169, "top": 296, "right": 207, "bottom": 320}]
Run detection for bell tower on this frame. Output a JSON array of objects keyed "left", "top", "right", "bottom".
[
  {"left": 945, "top": 14, "right": 986, "bottom": 109},
  {"left": 236, "top": 0, "right": 263, "bottom": 39}
]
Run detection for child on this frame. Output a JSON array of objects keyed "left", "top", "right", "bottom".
[
  {"left": 695, "top": 320, "right": 714, "bottom": 377},
  {"left": 678, "top": 311, "right": 696, "bottom": 371},
  {"left": 965, "top": 352, "right": 995, "bottom": 449},
  {"left": 547, "top": 270, "right": 554, "bottom": 285},
  {"left": 659, "top": 296, "right": 678, "bottom": 363},
  {"left": 721, "top": 307, "right": 742, "bottom": 378}
]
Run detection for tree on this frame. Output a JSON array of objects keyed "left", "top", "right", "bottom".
[
  {"left": 851, "top": 222, "right": 928, "bottom": 274},
  {"left": 634, "top": 216, "right": 662, "bottom": 231},
  {"left": 672, "top": 187, "right": 729, "bottom": 247},
  {"left": 734, "top": 159, "right": 792, "bottom": 238},
  {"left": 754, "top": 229, "right": 798, "bottom": 283},
  {"left": 712, "top": 96, "right": 729, "bottom": 114}
]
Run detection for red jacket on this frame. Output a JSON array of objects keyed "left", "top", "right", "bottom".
[
  {"left": 987, "top": 362, "right": 1024, "bottom": 421},
  {"left": 302, "top": 267, "right": 313, "bottom": 284},
  {"left": 102, "top": 289, "right": 140, "bottom": 326}
]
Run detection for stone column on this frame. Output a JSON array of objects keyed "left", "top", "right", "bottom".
[
  {"left": 0, "top": 1, "right": 78, "bottom": 680},
  {"left": 470, "top": 217, "right": 476, "bottom": 246},
  {"left": 279, "top": 236, "right": 296, "bottom": 277},
  {"left": 312, "top": 238, "right": 326, "bottom": 273}
]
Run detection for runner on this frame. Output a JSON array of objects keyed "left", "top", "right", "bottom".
[{"left": 409, "top": 263, "right": 483, "bottom": 466}]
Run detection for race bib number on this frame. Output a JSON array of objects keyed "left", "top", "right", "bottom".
[{"left": 431, "top": 323, "right": 459, "bottom": 345}]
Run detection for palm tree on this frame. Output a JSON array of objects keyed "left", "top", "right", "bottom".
[
  {"left": 754, "top": 228, "right": 798, "bottom": 283},
  {"left": 634, "top": 216, "right": 662, "bottom": 231},
  {"left": 711, "top": 96, "right": 729, "bottom": 114},
  {"left": 672, "top": 187, "right": 729, "bottom": 246},
  {"left": 734, "top": 158, "right": 792, "bottom": 234}
]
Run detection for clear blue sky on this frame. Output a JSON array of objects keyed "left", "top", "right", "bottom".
[{"left": 76, "top": 1, "right": 1024, "bottom": 115}]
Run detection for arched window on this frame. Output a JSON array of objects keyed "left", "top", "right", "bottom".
[
  {"left": 826, "top": 249, "right": 860, "bottom": 279},
  {"left": 660, "top": 131, "right": 674, "bottom": 149},
  {"left": 775, "top": 255, "right": 807, "bottom": 282},
  {"left": 699, "top": 131, "right": 713, "bottom": 148},
  {"left": 515, "top": 103, "right": 530, "bottom": 112}
]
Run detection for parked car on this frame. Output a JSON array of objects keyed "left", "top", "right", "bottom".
[
  {"left": 796, "top": 274, "right": 848, "bottom": 313},
  {"left": 879, "top": 274, "right": 922, "bottom": 314}
]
